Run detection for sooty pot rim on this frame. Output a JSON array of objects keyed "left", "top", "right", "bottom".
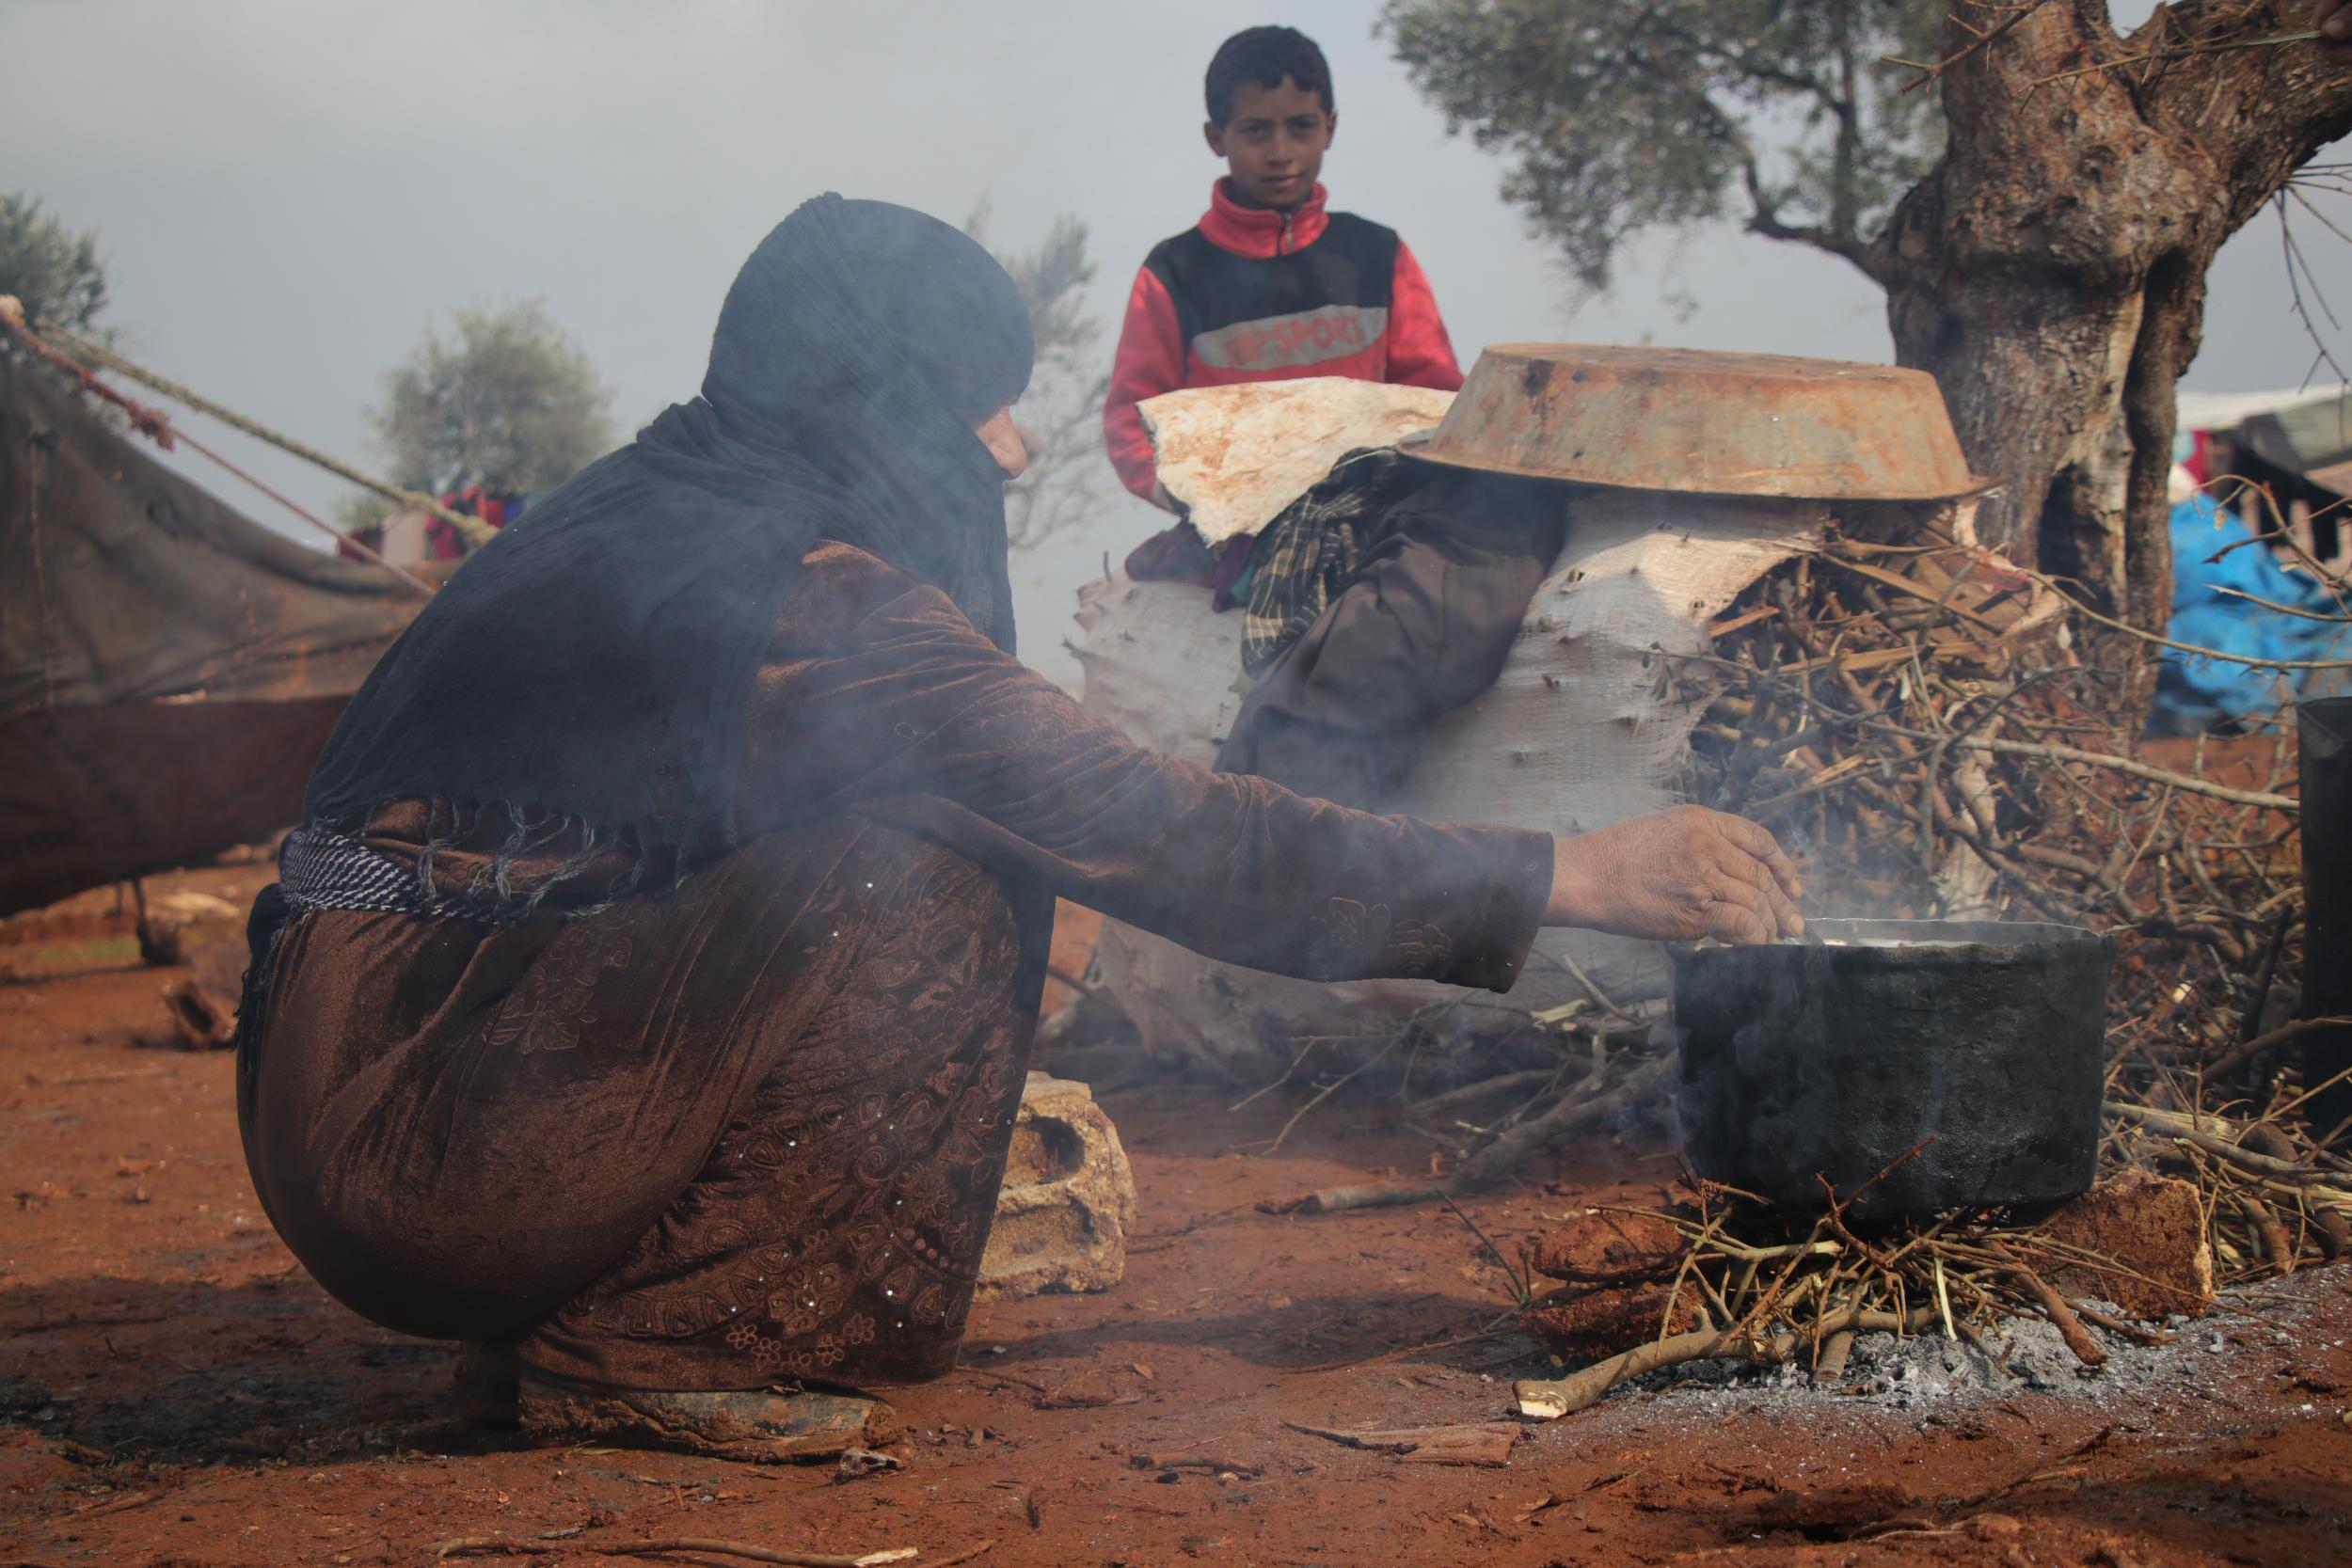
[{"left": 1669, "top": 917, "right": 2111, "bottom": 972}]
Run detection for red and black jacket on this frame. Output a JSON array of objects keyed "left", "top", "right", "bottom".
[{"left": 1104, "top": 180, "right": 1463, "bottom": 504}]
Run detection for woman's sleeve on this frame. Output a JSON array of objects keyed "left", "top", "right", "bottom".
[{"left": 746, "top": 569, "right": 1551, "bottom": 992}]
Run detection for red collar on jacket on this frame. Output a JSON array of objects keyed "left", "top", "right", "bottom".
[{"left": 1198, "top": 179, "right": 1331, "bottom": 258}]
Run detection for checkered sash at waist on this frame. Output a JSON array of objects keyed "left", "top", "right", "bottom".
[{"left": 276, "top": 827, "right": 488, "bottom": 920}]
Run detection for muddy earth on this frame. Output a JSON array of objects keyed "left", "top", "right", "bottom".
[{"left": 4, "top": 860, "right": 2348, "bottom": 1567}]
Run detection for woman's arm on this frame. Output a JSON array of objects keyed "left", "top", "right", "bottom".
[{"left": 744, "top": 551, "right": 1800, "bottom": 989}]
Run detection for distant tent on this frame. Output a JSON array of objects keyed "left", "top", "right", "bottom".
[
  {"left": 0, "top": 354, "right": 434, "bottom": 914},
  {"left": 2176, "top": 384, "right": 2351, "bottom": 564},
  {"left": 2156, "top": 384, "right": 2352, "bottom": 734},
  {"left": 2176, "top": 385, "right": 2352, "bottom": 471}
]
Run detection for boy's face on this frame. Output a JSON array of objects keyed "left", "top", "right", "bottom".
[{"left": 1205, "top": 76, "right": 1335, "bottom": 211}]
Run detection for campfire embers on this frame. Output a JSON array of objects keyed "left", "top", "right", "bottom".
[{"left": 1509, "top": 1167, "right": 2220, "bottom": 1421}]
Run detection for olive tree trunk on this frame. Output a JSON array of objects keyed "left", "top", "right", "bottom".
[{"left": 1867, "top": 0, "right": 2350, "bottom": 665}]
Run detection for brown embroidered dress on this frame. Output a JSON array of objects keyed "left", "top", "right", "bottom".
[{"left": 239, "top": 542, "right": 1551, "bottom": 1391}]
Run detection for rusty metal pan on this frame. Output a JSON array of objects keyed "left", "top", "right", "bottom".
[{"left": 1397, "top": 344, "right": 1994, "bottom": 502}]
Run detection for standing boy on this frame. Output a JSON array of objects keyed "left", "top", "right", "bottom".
[{"left": 1104, "top": 25, "right": 1464, "bottom": 593}]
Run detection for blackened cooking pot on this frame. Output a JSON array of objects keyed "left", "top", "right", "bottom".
[{"left": 1673, "top": 919, "right": 2114, "bottom": 1217}]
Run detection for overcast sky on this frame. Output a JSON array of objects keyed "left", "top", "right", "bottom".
[{"left": 7, "top": 0, "right": 2345, "bottom": 683}]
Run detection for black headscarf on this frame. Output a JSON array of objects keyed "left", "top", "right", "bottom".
[{"left": 303, "top": 195, "right": 1034, "bottom": 883}]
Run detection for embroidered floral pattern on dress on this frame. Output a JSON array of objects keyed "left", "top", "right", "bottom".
[
  {"left": 482, "top": 925, "right": 635, "bottom": 1053},
  {"left": 523, "top": 840, "right": 1039, "bottom": 1387}
]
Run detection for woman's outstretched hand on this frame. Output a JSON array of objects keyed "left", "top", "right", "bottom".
[{"left": 1545, "top": 806, "right": 1805, "bottom": 944}]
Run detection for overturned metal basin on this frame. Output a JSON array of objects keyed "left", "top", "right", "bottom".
[
  {"left": 1673, "top": 919, "right": 2113, "bottom": 1217},
  {"left": 1398, "top": 344, "right": 1991, "bottom": 501}
]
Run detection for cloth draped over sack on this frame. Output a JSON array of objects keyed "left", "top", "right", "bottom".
[{"left": 1239, "top": 447, "right": 1432, "bottom": 674}]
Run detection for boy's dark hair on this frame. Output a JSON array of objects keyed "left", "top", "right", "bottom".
[{"left": 1204, "top": 25, "right": 1333, "bottom": 126}]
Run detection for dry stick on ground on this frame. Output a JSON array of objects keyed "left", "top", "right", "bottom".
[
  {"left": 434, "top": 1540, "right": 917, "bottom": 1565},
  {"left": 1981, "top": 1243, "right": 2107, "bottom": 1368},
  {"left": 1249, "top": 1032, "right": 1406, "bottom": 1156},
  {"left": 1514, "top": 1305, "right": 1936, "bottom": 1419},
  {"left": 1260, "top": 1048, "right": 1645, "bottom": 1211},
  {"left": 1657, "top": 1209, "right": 1731, "bottom": 1341},
  {"left": 1440, "top": 1192, "right": 1533, "bottom": 1307},
  {"left": 2070, "top": 1303, "right": 2174, "bottom": 1347},
  {"left": 1396, "top": 1068, "right": 1562, "bottom": 1129},
  {"left": 1812, "top": 1327, "right": 1858, "bottom": 1385},
  {"left": 1258, "top": 1182, "right": 1451, "bottom": 1215},
  {"left": 1129, "top": 1453, "right": 1264, "bottom": 1476},
  {"left": 2240, "top": 1193, "right": 2301, "bottom": 1276},
  {"left": 1545, "top": 946, "right": 1642, "bottom": 1023},
  {"left": 1228, "top": 1035, "right": 1327, "bottom": 1115},
  {"left": 926, "top": 1544, "right": 997, "bottom": 1568},
  {"left": 1454, "top": 1054, "right": 1672, "bottom": 1190}
]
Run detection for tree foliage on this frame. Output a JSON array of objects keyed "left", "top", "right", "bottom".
[
  {"left": 1380, "top": 0, "right": 2352, "bottom": 662},
  {"left": 370, "top": 300, "right": 615, "bottom": 498},
  {"left": 0, "top": 192, "right": 109, "bottom": 335},
  {"left": 1381, "top": 0, "right": 1945, "bottom": 290},
  {"left": 970, "top": 202, "right": 1113, "bottom": 551}
]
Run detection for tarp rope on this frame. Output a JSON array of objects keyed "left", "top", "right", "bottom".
[
  {"left": 0, "top": 296, "right": 486, "bottom": 584},
  {"left": 0, "top": 301, "right": 433, "bottom": 594}
]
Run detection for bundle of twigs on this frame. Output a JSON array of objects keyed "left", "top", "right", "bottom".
[
  {"left": 1495, "top": 506, "right": 2352, "bottom": 1417},
  {"left": 1510, "top": 1177, "right": 2134, "bottom": 1419},
  {"left": 1250, "top": 990, "right": 1673, "bottom": 1202},
  {"left": 1514, "top": 1094, "right": 2352, "bottom": 1419},
  {"left": 1676, "top": 524, "right": 2300, "bottom": 946}
]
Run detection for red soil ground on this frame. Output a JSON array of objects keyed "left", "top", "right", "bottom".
[{"left": 4, "top": 862, "right": 2347, "bottom": 1568}]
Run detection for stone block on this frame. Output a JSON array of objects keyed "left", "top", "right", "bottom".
[{"left": 978, "top": 1072, "right": 1136, "bottom": 1301}]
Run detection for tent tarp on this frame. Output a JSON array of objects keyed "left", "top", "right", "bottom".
[{"left": 0, "top": 355, "right": 431, "bottom": 913}]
